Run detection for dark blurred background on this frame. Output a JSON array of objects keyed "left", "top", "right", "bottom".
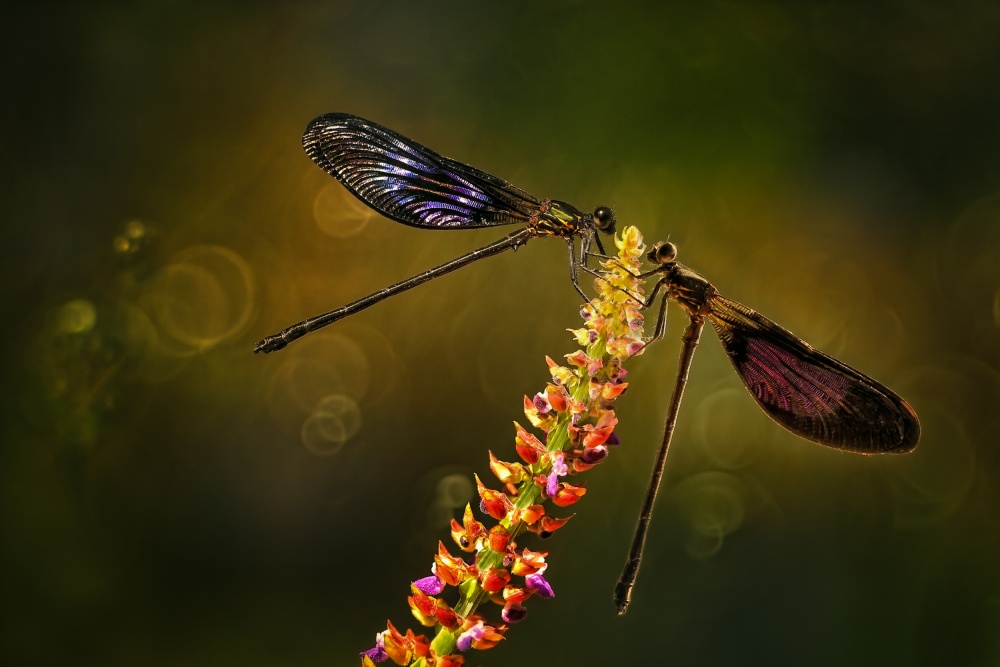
[{"left": 2, "top": 2, "right": 999, "bottom": 665}]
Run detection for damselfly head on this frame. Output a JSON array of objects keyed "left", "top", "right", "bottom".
[
  {"left": 593, "top": 206, "right": 616, "bottom": 234},
  {"left": 648, "top": 241, "right": 677, "bottom": 265}
]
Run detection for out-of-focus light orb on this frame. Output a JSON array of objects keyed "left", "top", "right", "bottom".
[
  {"left": 693, "top": 385, "right": 767, "bottom": 469},
  {"left": 151, "top": 244, "right": 254, "bottom": 349},
  {"left": 436, "top": 473, "right": 473, "bottom": 508},
  {"left": 300, "top": 393, "right": 362, "bottom": 456},
  {"left": 266, "top": 333, "right": 371, "bottom": 436},
  {"left": 123, "top": 219, "right": 146, "bottom": 239},
  {"left": 425, "top": 472, "right": 474, "bottom": 529},
  {"left": 56, "top": 299, "right": 97, "bottom": 335},
  {"left": 113, "top": 219, "right": 150, "bottom": 255},
  {"left": 672, "top": 471, "right": 747, "bottom": 560},
  {"left": 314, "top": 183, "right": 372, "bottom": 239}
]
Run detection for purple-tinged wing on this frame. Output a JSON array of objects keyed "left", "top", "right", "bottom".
[
  {"left": 302, "top": 113, "right": 540, "bottom": 229},
  {"left": 707, "top": 296, "right": 919, "bottom": 454}
]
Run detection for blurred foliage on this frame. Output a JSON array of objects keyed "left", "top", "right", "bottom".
[{"left": 2, "top": 1, "right": 999, "bottom": 665}]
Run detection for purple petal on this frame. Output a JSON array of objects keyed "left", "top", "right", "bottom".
[
  {"left": 545, "top": 454, "right": 567, "bottom": 496},
  {"left": 553, "top": 453, "right": 568, "bottom": 476},
  {"left": 360, "top": 633, "right": 388, "bottom": 663},
  {"left": 525, "top": 573, "right": 554, "bottom": 598},
  {"left": 502, "top": 602, "right": 528, "bottom": 623},
  {"left": 545, "top": 470, "right": 559, "bottom": 497},
  {"left": 533, "top": 393, "right": 551, "bottom": 414},
  {"left": 456, "top": 622, "right": 485, "bottom": 651},
  {"left": 413, "top": 575, "right": 444, "bottom": 595},
  {"left": 582, "top": 445, "right": 608, "bottom": 464}
]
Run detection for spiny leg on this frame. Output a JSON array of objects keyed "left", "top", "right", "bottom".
[
  {"left": 566, "top": 236, "right": 591, "bottom": 301},
  {"left": 579, "top": 265, "right": 667, "bottom": 313},
  {"left": 579, "top": 264, "right": 649, "bottom": 308},
  {"left": 592, "top": 229, "right": 608, "bottom": 256},
  {"left": 640, "top": 286, "right": 670, "bottom": 345}
]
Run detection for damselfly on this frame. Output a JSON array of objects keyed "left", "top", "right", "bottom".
[
  {"left": 254, "top": 113, "right": 616, "bottom": 354},
  {"left": 614, "top": 241, "right": 920, "bottom": 613}
]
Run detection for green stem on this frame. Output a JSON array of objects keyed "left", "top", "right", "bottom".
[{"left": 427, "top": 335, "right": 612, "bottom": 659}]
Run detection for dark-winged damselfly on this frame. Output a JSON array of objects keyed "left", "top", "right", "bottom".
[
  {"left": 255, "top": 113, "right": 616, "bottom": 354},
  {"left": 614, "top": 241, "right": 920, "bottom": 613}
]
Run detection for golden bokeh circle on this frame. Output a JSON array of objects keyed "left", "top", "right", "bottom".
[{"left": 151, "top": 244, "right": 255, "bottom": 350}]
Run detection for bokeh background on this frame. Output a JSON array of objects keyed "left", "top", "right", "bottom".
[{"left": 3, "top": 2, "right": 999, "bottom": 665}]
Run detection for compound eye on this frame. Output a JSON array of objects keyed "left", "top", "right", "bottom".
[
  {"left": 593, "top": 206, "right": 616, "bottom": 232},
  {"left": 651, "top": 241, "right": 677, "bottom": 264}
]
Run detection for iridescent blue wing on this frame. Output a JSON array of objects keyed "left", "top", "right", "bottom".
[
  {"left": 707, "top": 295, "right": 920, "bottom": 454},
  {"left": 302, "top": 113, "right": 541, "bottom": 229}
]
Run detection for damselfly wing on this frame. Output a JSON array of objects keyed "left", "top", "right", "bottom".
[
  {"left": 708, "top": 295, "right": 919, "bottom": 453},
  {"left": 304, "top": 113, "right": 541, "bottom": 229}
]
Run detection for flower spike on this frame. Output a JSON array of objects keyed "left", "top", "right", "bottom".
[{"left": 359, "top": 227, "right": 649, "bottom": 664}]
